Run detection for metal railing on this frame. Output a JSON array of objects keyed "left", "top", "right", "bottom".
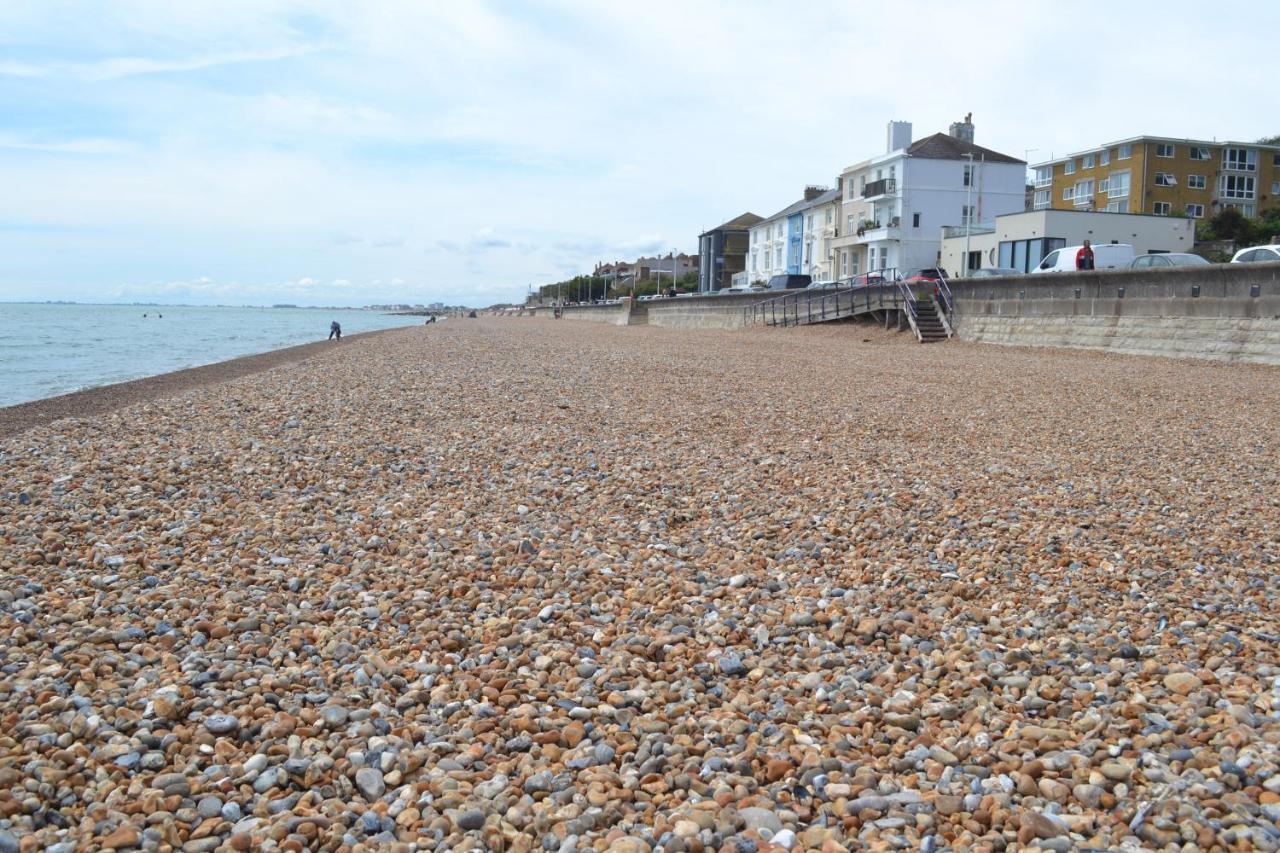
[
  {"left": 862, "top": 178, "right": 897, "bottom": 198},
  {"left": 743, "top": 269, "right": 913, "bottom": 328}
]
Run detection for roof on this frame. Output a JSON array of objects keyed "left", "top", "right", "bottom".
[
  {"left": 907, "top": 133, "right": 1024, "bottom": 165},
  {"left": 756, "top": 187, "right": 844, "bottom": 226},
  {"left": 701, "top": 212, "right": 763, "bottom": 235},
  {"left": 1031, "top": 134, "right": 1280, "bottom": 169}
]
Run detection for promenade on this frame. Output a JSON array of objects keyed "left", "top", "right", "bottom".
[{"left": 2, "top": 319, "right": 1279, "bottom": 851}]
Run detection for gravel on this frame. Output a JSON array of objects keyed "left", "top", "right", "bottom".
[{"left": 1, "top": 318, "right": 1279, "bottom": 850}]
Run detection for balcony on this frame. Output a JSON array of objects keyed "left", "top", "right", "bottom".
[
  {"left": 852, "top": 217, "right": 902, "bottom": 244},
  {"left": 862, "top": 178, "right": 897, "bottom": 199}
]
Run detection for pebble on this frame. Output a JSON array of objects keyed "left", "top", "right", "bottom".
[
  {"left": 1, "top": 321, "right": 1278, "bottom": 850},
  {"left": 355, "top": 767, "right": 385, "bottom": 800},
  {"left": 203, "top": 715, "right": 239, "bottom": 735}
]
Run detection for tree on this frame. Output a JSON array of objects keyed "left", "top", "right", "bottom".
[
  {"left": 1197, "top": 207, "right": 1253, "bottom": 243},
  {"left": 1257, "top": 134, "right": 1280, "bottom": 145}
]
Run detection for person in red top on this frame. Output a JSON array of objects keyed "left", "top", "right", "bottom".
[{"left": 1076, "top": 239, "right": 1095, "bottom": 270}]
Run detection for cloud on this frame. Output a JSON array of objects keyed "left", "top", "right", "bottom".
[
  {"left": 3, "top": 2, "right": 1280, "bottom": 306},
  {"left": 4, "top": 45, "right": 323, "bottom": 82},
  {"left": 0, "top": 61, "right": 43, "bottom": 77},
  {"left": 0, "top": 134, "right": 134, "bottom": 155},
  {"left": 433, "top": 228, "right": 534, "bottom": 256}
]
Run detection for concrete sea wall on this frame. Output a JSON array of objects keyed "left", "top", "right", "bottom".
[
  {"left": 951, "top": 262, "right": 1280, "bottom": 365},
  {"left": 539, "top": 263, "right": 1280, "bottom": 365}
]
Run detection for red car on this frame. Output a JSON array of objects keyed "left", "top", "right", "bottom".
[{"left": 903, "top": 268, "right": 948, "bottom": 284}]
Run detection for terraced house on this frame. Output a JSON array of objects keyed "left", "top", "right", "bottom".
[{"left": 1031, "top": 136, "right": 1280, "bottom": 220}]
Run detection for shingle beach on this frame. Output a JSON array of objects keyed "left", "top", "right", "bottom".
[{"left": 2, "top": 319, "right": 1279, "bottom": 852}]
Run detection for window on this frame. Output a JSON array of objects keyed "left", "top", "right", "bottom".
[
  {"left": 825, "top": 208, "right": 833, "bottom": 225},
  {"left": 961, "top": 205, "right": 976, "bottom": 226},
  {"left": 1105, "top": 199, "right": 1130, "bottom": 213},
  {"left": 1187, "top": 174, "right": 1206, "bottom": 189},
  {"left": 1156, "top": 143, "right": 1175, "bottom": 158},
  {"left": 963, "top": 164, "right": 972, "bottom": 186},
  {"left": 1189, "top": 147, "right": 1210, "bottom": 160},
  {"left": 775, "top": 246, "right": 783, "bottom": 266},
  {"left": 1118, "top": 144, "right": 1132, "bottom": 159},
  {"left": 1083, "top": 153, "right": 1095, "bottom": 169},
  {"left": 1098, "top": 178, "right": 1109, "bottom": 193},
  {"left": 1073, "top": 179, "right": 1095, "bottom": 205},
  {"left": 1275, "top": 153, "right": 1280, "bottom": 167},
  {"left": 1273, "top": 180, "right": 1280, "bottom": 195},
  {"left": 1064, "top": 160, "right": 1076, "bottom": 175},
  {"left": 859, "top": 175, "right": 866, "bottom": 192},
  {"left": 1100, "top": 150, "right": 1110, "bottom": 166},
  {"left": 751, "top": 251, "right": 757, "bottom": 271},
  {"left": 1154, "top": 172, "right": 1177, "bottom": 186},
  {"left": 846, "top": 214, "right": 854, "bottom": 234},
  {"left": 1222, "top": 147, "right": 1257, "bottom": 171},
  {"left": 1153, "top": 201, "right": 1171, "bottom": 215},
  {"left": 1063, "top": 186, "right": 1075, "bottom": 201},
  {"left": 840, "top": 251, "right": 848, "bottom": 277},
  {"left": 1033, "top": 189, "right": 1050, "bottom": 209},
  {"left": 1034, "top": 166, "right": 1052, "bottom": 187},
  {"left": 806, "top": 214, "right": 814, "bottom": 229},
  {"left": 804, "top": 241, "right": 811, "bottom": 266},
  {"left": 1108, "top": 170, "right": 1131, "bottom": 198},
  {"left": 850, "top": 252, "right": 859, "bottom": 275},
  {"left": 1225, "top": 202, "right": 1256, "bottom": 217},
  {"left": 912, "top": 212, "right": 921, "bottom": 228},
  {"left": 1220, "top": 174, "right": 1256, "bottom": 199},
  {"left": 1186, "top": 204, "right": 1204, "bottom": 218}
]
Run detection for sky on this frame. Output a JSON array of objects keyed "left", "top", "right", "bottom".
[{"left": 1, "top": 0, "right": 1277, "bottom": 307}]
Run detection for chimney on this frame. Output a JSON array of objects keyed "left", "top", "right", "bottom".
[
  {"left": 948, "top": 112, "right": 975, "bottom": 143},
  {"left": 887, "top": 121, "right": 913, "bottom": 153},
  {"left": 804, "top": 185, "right": 827, "bottom": 201}
]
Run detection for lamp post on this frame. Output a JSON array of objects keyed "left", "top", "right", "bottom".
[{"left": 963, "top": 152, "right": 975, "bottom": 277}]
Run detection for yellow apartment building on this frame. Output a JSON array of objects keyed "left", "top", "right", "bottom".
[{"left": 1031, "top": 136, "right": 1280, "bottom": 222}]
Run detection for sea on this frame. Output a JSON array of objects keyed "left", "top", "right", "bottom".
[{"left": 0, "top": 303, "right": 428, "bottom": 407}]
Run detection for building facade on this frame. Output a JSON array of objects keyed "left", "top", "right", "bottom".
[
  {"left": 698, "top": 213, "right": 763, "bottom": 293},
  {"left": 1032, "top": 136, "right": 1280, "bottom": 221},
  {"left": 747, "top": 186, "right": 842, "bottom": 284},
  {"left": 827, "top": 118, "right": 1027, "bottom": 279},
  {"left": 939, "top": 209, "right": 1195, "bottom": 275}
]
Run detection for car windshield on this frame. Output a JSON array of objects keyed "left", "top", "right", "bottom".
[{"left": 1170, "top": 255, "right": 1208, "bottom": 266}]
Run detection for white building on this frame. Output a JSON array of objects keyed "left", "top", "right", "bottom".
[
  {"left": 939, "top": 209, "right": 1196, "bottom": 276},
  {"left": 747, "top": 185, "right": 843, "bottom": 284},
  {"left": 828, "top": 117, "right": 1027, "bottom": 279}
]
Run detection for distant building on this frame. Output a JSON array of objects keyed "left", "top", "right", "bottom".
[
  {"left": 747, "top": 185, "right": 843, "bottom": 283},
  {"left": 827, "top": 116, "right": 1027, "bottom": 277},
  {"left": 642, "top": 252, "right": 697, "bottom": 283},
  {"left": 939, "top": 208, "right": 1195, "bottom": 275},
  {"left": 698, "top": 212, "right": 763, "bottom": 292},
  {"left": 1031, "top": 135, "right": 1280, "bottom": 220}
]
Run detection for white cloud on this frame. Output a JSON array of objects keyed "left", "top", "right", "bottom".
[{"left": 2, "top": 0, "right": 1279, "bottom": 306}]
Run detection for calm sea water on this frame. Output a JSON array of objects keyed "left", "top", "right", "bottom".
[{"left": 0, "top": 303, "right": 427, "bottom": 407}]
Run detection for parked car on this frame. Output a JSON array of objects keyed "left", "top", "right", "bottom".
[
  {"left": 967, "top": 267, "right": 1022, "bottom": 278},
  {"left": 767, "top": 274, "right": 812, "bottom": 290},
  {"left": 1130, "top": 253, "right": 1210, "bottom": 269},
  {"left": 904, "top": 268, "right": 948, "bottom": 283},
  {"left": 851, "top": 271, "right": 890, "bottom": 286},
  {"left": 1231, "top": 245, "right": 1280, "bottom": 263},
  {"left": 722, "top": 283, "right": 766, "bottom": 293},
  {"left": 806, "top": 280, "right": 839, "bottom": 290},
  {"left": 1032, "top": 243, "right": 1134, "bottom": 273}
]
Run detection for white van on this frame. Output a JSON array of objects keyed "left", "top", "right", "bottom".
[{"left": 1031, "top": 243, "right": 1134, "bottom": 274}]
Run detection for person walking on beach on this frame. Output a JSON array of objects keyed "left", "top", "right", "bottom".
[
  {"left": 1076, "top": 240, "right": 1095, "bottom": 271},
  {"left": 329, "top": 320, "right": 342, "bottom": 341}
]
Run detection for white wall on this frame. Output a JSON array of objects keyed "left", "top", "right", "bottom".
[
  {"left": 897, "top": 157, "right": 1026, "bottom": 273},
  {"left": 747, "top": 219, "right": 786, "bottom": 283},
  {"left": 940, "top": 209, "right": 1196, "bottom": 275}
]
